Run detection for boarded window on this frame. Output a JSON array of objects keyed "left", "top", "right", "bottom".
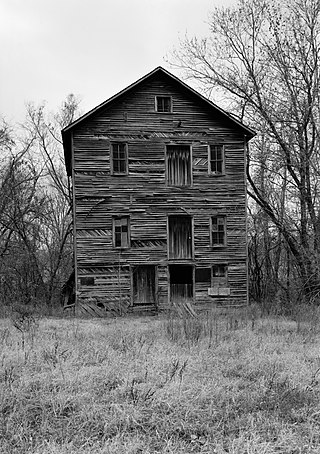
[
  {"left": 132, "top": 266, "right": 156, "bottom": 306},
  {"left": 212, "top": 264, "right": 228, "bottom": 286},
  {"left": 80, "top": 276, "right": 94, "bottom": 286},
  {"left": 111, "top": 143, "right": 128, "bottom": 174},
  {"left": 168, "top": 216, "right": 192, "bottom": 259},
  {"left": 195, "top": 268, "right": 211, "bottom": 283},
  {"left": 209, "top": 145, "right": 224, "bottom": 174},
  {"left": 113, "top": 217, "right": 130, "bottom": 248},
  {"left": 166, "top": 145, "right": 191, "bottom": 186},
  {"left": 156, "top": 96, "right": 172, "bottom": 112},
  {"left": 211, "top": 216, "right": 226, "bottom": 246}
]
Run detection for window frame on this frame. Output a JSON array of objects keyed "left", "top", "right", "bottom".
[
  {"left": 112, "top": 216, "right": 130, "bottom": 249},
  {"left": 166, "top": 144, "right": 192, "bottom": 187},
  {"left": 209, "top": 144, "right": 225, "bottom": 175},
  {"left": 212, "top": 264, "right": 228, "bottom": 285},
  {"left": 210, "top": 215, "right": 227, "bottom": 247},
  {"left": 155, "top": 96, "right": 172, "bottom": 113},
  {"left": 110, "top": 142, "right": 128, "bottom": 175}
]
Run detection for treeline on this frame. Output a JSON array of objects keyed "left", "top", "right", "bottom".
[
  {"left": 172, "top": 0, "right": 320, "bottom": 311},
  {"left": 0, "top": 95, "right": 80, "bottom": 314}
]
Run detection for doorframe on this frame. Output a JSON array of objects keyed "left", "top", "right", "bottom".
[
  {"left": 130, "top": 264, "right": 158, "bottom": 307},
  {"left": 167, "top": 214, "right": 194, "bottom": 260}
]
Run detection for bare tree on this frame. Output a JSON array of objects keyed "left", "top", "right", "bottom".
[{"left": 172, "top": 0, "right": 320, "bottom": 303}]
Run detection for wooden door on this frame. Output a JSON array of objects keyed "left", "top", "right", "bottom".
[
  {"left": 132, "top": 266, "right": 156, "bottom": 306},
  {"left": 168, "top": 216, "right": 192, "bottom": 259}
]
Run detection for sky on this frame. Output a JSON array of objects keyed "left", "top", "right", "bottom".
[{"left": 1, "top": 0, "right": 237, "bottom": 125}]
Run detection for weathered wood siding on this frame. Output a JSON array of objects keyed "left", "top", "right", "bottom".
[{"left": 72, "top": 72, "right": 248, "bottom": 312}]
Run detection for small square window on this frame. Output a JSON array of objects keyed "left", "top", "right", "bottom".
[
  {"left": 195, "top": 268, "right": 211, "bottom": 283},
  {"left": 113, "top": 216, "right": 130, "bottom": 248},
  {"left": 209, "top": 145, "right": 225, "bottom": 174},
  {"left": 211, "top": 216, "right": 226, "bottom": 246},
  {"left": 156, "top": 96, "right": 172, "bottom": 113},
  {"left": 111, "top": 143, "right": 128, "bottom": 174}
]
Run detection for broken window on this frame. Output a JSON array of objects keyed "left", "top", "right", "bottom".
[
  {"left": 132, "top": 265, "right": 156, "bottom": 306},
  {"left": 211, "top": 216, "right": 226, "bottom": 246},
  {"left": 111, "top": 143, "right": 128, "bottom": 174},
  {"left": 166, "top": 145, "right": 191, "bottom": 186},
  {"left": 80, "top": 276, "right": 95, "bottom": 286},
  {"left": 195, "top": 267, "right": 211, "bottom": 283},
  {"left": 209, "top": 145, "right": 224, "bottom": 174},
  {"left": 156, "top": 96, "right": 172, "bottom": 113},
  {"left": 168, "top": 216, "right": 193, "bottom": 259},
  {"left": 113, "top": 216, "right": 130, "bottom": 248},
  {"left": 212, "top": 265, "right": 228, "bottom": 286}
]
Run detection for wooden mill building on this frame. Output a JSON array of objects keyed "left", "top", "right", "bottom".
[{"left": 62, "top": 67, "right": 255, "bottom": 315}]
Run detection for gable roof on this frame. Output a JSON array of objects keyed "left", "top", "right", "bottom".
[{"left": 62, "top": 66, "right": 255, "bottom": 175}]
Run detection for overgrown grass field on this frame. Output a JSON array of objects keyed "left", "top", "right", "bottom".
[{"left": 2, "top": 308, "right": 320, "bottom": 453}]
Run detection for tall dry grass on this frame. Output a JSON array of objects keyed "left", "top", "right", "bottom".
[{"left": 1, "top": 307, "right": 320, "bottom": 453}]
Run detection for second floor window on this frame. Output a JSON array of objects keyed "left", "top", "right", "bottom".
[
  {"left": 209, "top": 145, "right": 225, "bottom": 174},
  {"left": 111, "top": 143, "right": 128, "bottom": 174},
  {"left": 211, "top": 216, "right": 226, "bottom": 246},
  {"left": 113, "top": 216, "right": 130, "bottom": 248},
  {"left": 166, "top": 145, "right": 191, "bottom": 186}
]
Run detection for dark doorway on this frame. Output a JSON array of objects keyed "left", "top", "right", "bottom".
[
  {"left": 169, "top": 265, "right": 193, "bottom": 302},
  {"left": 132, "top": 265, "right": 156, "bottom": 306},
  {"left": 168, "top": 216, "right": 192, "bottom": 259}
]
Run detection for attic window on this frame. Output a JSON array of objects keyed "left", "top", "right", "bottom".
[
  {"left": 156, "top": 96, "right": 172, "bottom": 113},
  {"left": 111, "top": 143, "right": 128, "bottom": 175}
]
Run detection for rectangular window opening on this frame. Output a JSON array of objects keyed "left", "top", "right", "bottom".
[
  {"left": 80, "top": 276, "right": 95, "bottom": 286},
  {"left": 211, "top": 216, "right": 226, "bottom": 246},
  {"left": 111, "top": 143, "right": 128, "bottom": 174},
  {"left": 113, "top": 216, "right": 130, "bottom": 248},
  {"left": 212, "top": 264, "right": 228, "bottom": 286},
  {"left": 210, "top": 145, "right": 224, "bottom": 174},
  {"left": 166, "top": 145, "right": 191, "bottom": 186},
  {"left": 156, "top": 96, "right": 172, "bottom": 113},
  {"left": 195, "top": 267, "right": 211, "bottom": 283}
]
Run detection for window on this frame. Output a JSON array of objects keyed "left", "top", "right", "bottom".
[
  {"left": 111, "top": 143, "right": 128, "bottom": 174},
  {"left": 80, "top": 276, "right": 95, "bottom": 286},
  {"left": 195, "top": 268, "right": 211, "bottom": 283},
  {"left": 209, "top": 145, "right": 224, "bottom": 174},
  {"left": 166, "top": 145, "right": 191, "bottom": 186},
  {"left": 212, "top": 265, "right": 228, "bottom": 286},
  {"left": 113, "top": 217, "right": 130, "bottom": 248},
  {"left": 211, "top": 216, "right": 226, "bottom": 246},
  {"left": 156, "top": 96, "right": 172, "bottom": 113}
]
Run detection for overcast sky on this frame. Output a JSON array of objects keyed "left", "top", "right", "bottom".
[{"left": 1, "top": 0, "right": 236, "bottom": 124}]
